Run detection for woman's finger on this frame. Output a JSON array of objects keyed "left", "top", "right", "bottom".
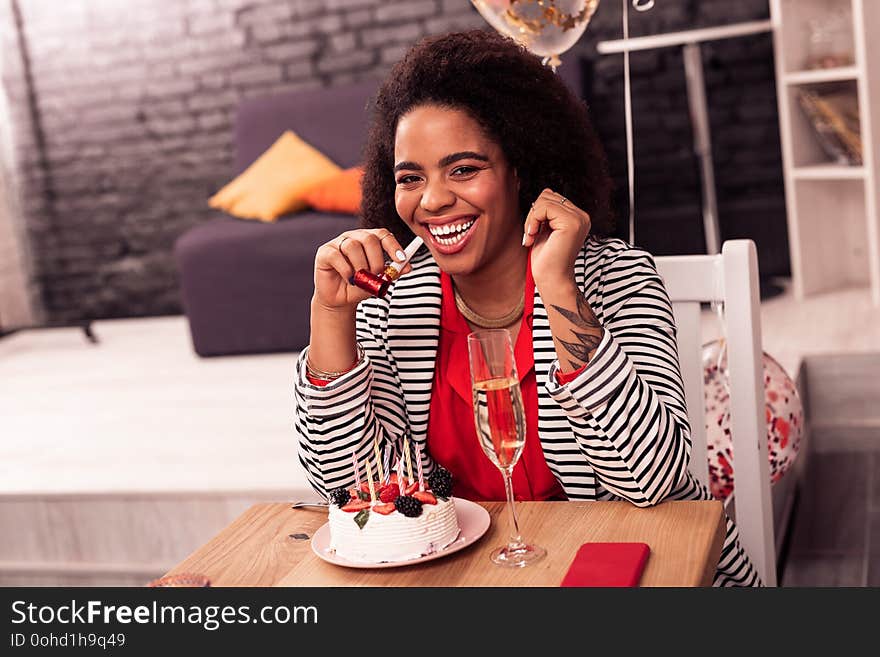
[
  {"left": 539, "top": 187, "right": 569, "bottom": 207},
  {"left": 523, "top": 198, "right": 562, "bottom": 246},
  {"left": 375, "top": 230, "right": 408, "bottom": 264},
  {"left": 360, "top": 231, "right": 388, "bottom": 273},
  {"left": 523, "top": 194, "right": 588, "bottom": 247},
  {"left": 338, "top": 234, "right": 370, "bottom": 275},
  {"left": 317, "top": 243, "right": 355, "bottom": 282}
]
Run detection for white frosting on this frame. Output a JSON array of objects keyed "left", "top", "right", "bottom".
[{"left": 328, "top": 497, "right": 460, "bottom": 564}]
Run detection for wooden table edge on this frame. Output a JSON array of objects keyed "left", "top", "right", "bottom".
[
  {"left": 166, "top": 499, "right": 727, "bottom": 587},
  {"left": 700, "top": 500, "right": 726, "bottom": 586}
]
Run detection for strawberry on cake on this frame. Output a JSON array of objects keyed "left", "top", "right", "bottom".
[{"left": 327, "top": 466, "right": 460, "bottom": 564}]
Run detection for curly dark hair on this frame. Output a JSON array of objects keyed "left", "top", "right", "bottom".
[{"left": 361, "top": 29, "right": 615, "bottom": 244}]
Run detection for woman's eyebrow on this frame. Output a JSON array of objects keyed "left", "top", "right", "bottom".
[
  {"left": 439, "top": 151, "right": 489, "bottom": 167},
  {"left": 393, "top": 160, "right": 420, "bottom": 173},
  {"left": 394, "top": 151, "right": 489, "bottom": 173}
]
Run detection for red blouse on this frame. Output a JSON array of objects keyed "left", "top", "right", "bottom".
[
  {"left": 306, "top": 260, "right": 590, "bottom": 501},
  {"left": 427, "top": 261, "right": 565, "bottom": 502}
]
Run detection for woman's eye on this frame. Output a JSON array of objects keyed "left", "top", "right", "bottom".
[
  {"left": 396, "top": 175, "right": 421, "bottom": 185},
  {"left": 451, "top": 165, "right": 478, "bottom": 176}
]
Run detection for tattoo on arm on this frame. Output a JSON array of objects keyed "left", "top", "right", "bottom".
[
  {"left": 558, "top": 332, "right": 601, "bottom": 362},
  {"left": 551, "top": 294, "right": 603, "bottom": 365},
  {"left": 552, "top": 295, "right": 602, "bottom": 330}
]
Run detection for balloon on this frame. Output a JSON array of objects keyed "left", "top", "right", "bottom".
[
  {"left": 471, "top": 0, "right": 601, "bottom": 69},
  {"left": 702, "top": 339, "right": 803, "bottom": 501}
]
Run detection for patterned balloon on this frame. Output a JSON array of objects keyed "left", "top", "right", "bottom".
[
  {"left": 471, "top": 0, "right": 601, "bottom": 69},
  {"left": 702, "top": 339, "right": 803, "bottom": 501}
]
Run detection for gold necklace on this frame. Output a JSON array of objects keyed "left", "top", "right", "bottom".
[{"left": 453, "top": 286, "right": 525, "bottom": 329}]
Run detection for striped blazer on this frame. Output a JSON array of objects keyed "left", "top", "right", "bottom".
[{"left": 294, "top": 237, "right": 760, "bottom": 586}]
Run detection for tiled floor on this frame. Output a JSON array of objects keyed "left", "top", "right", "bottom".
[{"left": 781, "top": 452, "right": 879, "bottom": 586}]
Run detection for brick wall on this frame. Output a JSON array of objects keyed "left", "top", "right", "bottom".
[
  {"left": 0, "top": 0, "right": 483, "bottom": 323},
  {"left": 0, "top": 0, "right": 786, "bottom": 323}
]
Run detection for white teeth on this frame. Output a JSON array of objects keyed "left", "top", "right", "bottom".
[
  {"left": 428, "top": 219, "right": 475, "bottom": 238},
  {"left": 435, "top": 228, "right": 470, "bottom": 246}
]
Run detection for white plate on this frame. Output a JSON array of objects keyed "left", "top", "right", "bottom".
[{"left": 311, "top": 497, "right": 491, "bottom": 569}]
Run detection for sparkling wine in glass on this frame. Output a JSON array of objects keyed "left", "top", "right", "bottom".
[{"left": 468, "top": 328, "right": 546, "bottom": 567}]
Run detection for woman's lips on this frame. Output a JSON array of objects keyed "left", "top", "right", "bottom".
[{"left": 423, "top": 217, "right": 478, "bottom": 255}]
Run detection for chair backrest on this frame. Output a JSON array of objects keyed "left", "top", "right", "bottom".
[{"left": 654, "top": 239, "right": 777, "bottom": 586}]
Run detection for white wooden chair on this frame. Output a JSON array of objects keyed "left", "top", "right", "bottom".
[{"left": 654, "top": 239, "right": 777, "bottom": 586}]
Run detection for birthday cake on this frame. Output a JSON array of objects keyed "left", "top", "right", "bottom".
[{"left": 327, "top": 466, "right": 460, "bottom": 564}]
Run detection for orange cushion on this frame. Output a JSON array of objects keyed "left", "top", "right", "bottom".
[
  {"left": 208, "top": 131, "right": 341, "bottom": 222},
  {"left": 302, "top": 167, "right": 364, "bottom": 215}
]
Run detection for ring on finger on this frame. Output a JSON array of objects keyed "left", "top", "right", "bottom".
[
  {"left": 560, "top": 196, "right": 568, "bottom": 206},
  {"left": 379, "top": 232, "right": 394, "bottom": 242},
  {"left": 338, "top": 236, "right": 350, "bottom": 249}
]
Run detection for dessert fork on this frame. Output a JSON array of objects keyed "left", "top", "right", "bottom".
[{"left": 290, "top": 501, "right": 329, "bottom": 509}]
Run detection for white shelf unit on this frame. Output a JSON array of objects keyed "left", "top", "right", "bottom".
[
  {"left": 783, "top": 65, "right": 858, "bottom": 86},
  {"left": 771, "top": 0, "right": 880, "bottom": 304}
]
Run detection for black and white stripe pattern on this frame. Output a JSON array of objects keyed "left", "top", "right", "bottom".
[{"left": 294, "top": 237, "right": 761, "bottom": 586}]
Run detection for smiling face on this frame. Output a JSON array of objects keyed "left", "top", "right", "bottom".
[{"left": 393, "top": 104, "right": 522, "bottom": 277}]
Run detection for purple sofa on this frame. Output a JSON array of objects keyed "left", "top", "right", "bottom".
[{"left": 174, "top": 80, "right": 377, "bottom": 356}]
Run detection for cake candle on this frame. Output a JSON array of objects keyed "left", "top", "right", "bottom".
[
  {"left": 349, "top": 236, "right": 424, "bottom": 298},
  {"left": 365, "top": 460, "right": 376, "bottom": 504},
  {"left": 396, "top": 458, "right": 405, "bottom": 496},
  {"left": 351, "top": 450, "right": 360, "bottom": 489},
  {"left": 404, "top": 437, "right": 414, "bottom": 483},
  {"left": 382, "top": 444, "right": 391, "bottom": 485},
  {"left": 415, "top": 443, "right": 425, "bottom": 491},
  {"left": 373, "top": 438, "right": 385, "bottom": 483}
]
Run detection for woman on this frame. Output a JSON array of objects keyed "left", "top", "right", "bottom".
[{"left": 294, "top": 30, "right": 760, "bottom": 586}]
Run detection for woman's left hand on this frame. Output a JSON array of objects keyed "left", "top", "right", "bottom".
[{"left": 523, "top": 188, "right": 591, "bottom": 288}]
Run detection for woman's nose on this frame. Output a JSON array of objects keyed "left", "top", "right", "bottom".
[{"left": 420, "top": 178, "right": 455, "bottom": 213}]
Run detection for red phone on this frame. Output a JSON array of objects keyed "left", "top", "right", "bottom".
[{"left": 560, "top": 542, "right": 650, "bottom": 587}]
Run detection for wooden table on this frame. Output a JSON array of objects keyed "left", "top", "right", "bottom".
[{"left": 166, "top": 500, "right": 725, "bottom": 587}]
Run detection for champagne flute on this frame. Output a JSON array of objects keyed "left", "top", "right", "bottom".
[{"left": 467, "top": 328, "right": 547, "bottom": 567}]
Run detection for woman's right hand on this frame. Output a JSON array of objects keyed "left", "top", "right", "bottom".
[{"left": 313, "top": 228, "right": 411, "bottom": 311}]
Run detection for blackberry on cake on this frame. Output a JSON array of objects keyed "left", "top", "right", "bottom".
[
  {"left": 394, "top": 495, "right": 423, "bottom": 517},
  {"left": 329, "top": 486, "right": 351, "bottom": 508},
  {"left": 428, "top": 466, "right": 453, "bottom": 498}
]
